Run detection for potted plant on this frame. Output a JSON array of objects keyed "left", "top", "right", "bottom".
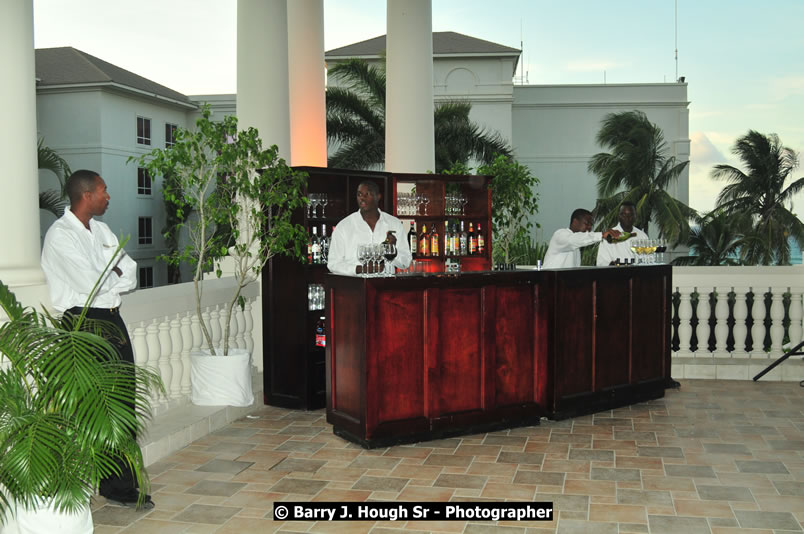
[
  {"left": 0, "top": 250, "right": 162, "bottom": 533},
  {"left": 134, "top": 106, "right": 307, "bottom": 407}
]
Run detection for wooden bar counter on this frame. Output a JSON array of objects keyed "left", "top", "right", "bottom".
[{"left": 325, "top": 265, "right": 672, "bottom": 448}]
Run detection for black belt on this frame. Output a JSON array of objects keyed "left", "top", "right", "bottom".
[{"left": 68, "top": 306, "right": 120, "bottom": 315}]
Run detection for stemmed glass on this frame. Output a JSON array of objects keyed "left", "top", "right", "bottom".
[
  {"left": 307, "top": 193, "right": 320, "bottom": 218},
  {"left": 420, "top": 194, "right": 430, "bottom": 216},
  {"left": 357, "top": 244, "right": 370, "bottom": 276},
  {"left": 319, "top": 193, "right": 328, "bottom": 218},
  {"left": 382, "top": 243, "right": 397, "bottom": 276},
  {"left": 459, "top": 194, "right": 468, "bottom": 216}
]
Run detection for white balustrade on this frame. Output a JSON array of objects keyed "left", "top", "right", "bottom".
[
  {"left": 769, "top": 287, "right": 785, "bottom": 357},
  {"left": 751, "top": 287, "right": 767, "bottom": 358},
  {"left": 673, "top": 266, "right": 803, "bottom": 381},
  {"left": 714, "top": 286, "right": 730, "bottom": 357},
  {"left": 676, "top": 287, "right": 694, "bottom": 357},
  {"left": 118, "top": 277, "right": 261, "bottom": 411},
  {"left": 694, "top": 287, "right": 711, "bottom": 357},
  {"left": 732, "top": 286, "right": 749, "bottom": 358}
]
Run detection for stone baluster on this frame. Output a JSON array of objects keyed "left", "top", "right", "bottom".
[
  {"left": 731, "top": 286, "right": 749, "bottom": 358},
  {"left": 788, "top": 286, "right": 803, "bottom": 351},
  {"left": 243, "top": 299, "right": 254, "bottom": 353},
  {"left": 169, "top": 314, "right": 183, "bottom": 399},
  {"left": 219, "top": 307, "right": 231, "bottom": 354},
  {"left": 180, "top": 312, "right": 193, "bottom": 395},
  {"left": 130, "top": 321, "right": 148, "bottom": 367},
  {"left": 694, "top": 287, "right": 711, "bottom": 356},
  {"left": 208, "top": 306, "right": 221, "bottom": 353},
  {"left": 769, "top": 286, "right": 786, "bottom": 357},
  {"left": 676, "top": 287, "right": 693, "bottom": 357},
  {"left": 158, "top": 317, "right": 173, "bottom": 400},
  {"left": 713, "top": 286, "right": 730, "bottom": 357},
  {"left": 750, "top": 287, "right": 767, "bottom": 358},
  {"left": 235, "top": 303, "right": 247, "bottom": 350},
  {"left": 145, "top": 319, "right": 161, "bottom": 402}
]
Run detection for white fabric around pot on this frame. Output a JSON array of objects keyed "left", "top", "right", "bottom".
[
  {"left": 190, "top": 348, "right": 254, "bottom": 407},
  {"left": 1, "top": 499, "right": 93, "bottom": 534}
]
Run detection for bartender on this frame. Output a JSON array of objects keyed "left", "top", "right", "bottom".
[
  {"left": 543, "top": 208, "right": 620, "bottom": 269},
  {"left": 327, "top": 181, "right": 412, "bottom": 274},
  {"left": 596, "top": 201, "right": 647, "bottom": 266}
]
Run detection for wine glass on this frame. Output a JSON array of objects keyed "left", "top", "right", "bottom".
[
  {"left": 308, "top": 193, "right": 320, "bottom": 218},
  {"left": 421, "top": 194, "right": 430, "bottom": 216},
  {"left": 371, "top": 244, "right": 384, "bottom": 276},
  {"left": 459, "top": 194, "right": 468, "bottom": 216},
  {"left": 319, "top": 193, "right": 328, "bottom": 218},
  {"left": 357, "top": 244, "right": 369, "bottom": 276},
  {"left": 382, "top": 243, "right": 397, "bottom": 276}
]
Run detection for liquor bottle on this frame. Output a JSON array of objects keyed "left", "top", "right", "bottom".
[
  {"left": 307, "top": 228, "right": 313, "bottom": 264},
  {"left": 320, "top": 224, "right": 329, "bottom": 263},
  {"left": 443, "top": 220, "right": 451, "bottom": 256},
  {"left": 407, "top": 222, "right": 417, "bottom": 257},
  {"left": 451, "top": 222, "right": 459, "bottom": 256},
  {"left": 477, "top": 223, "right": 485, "bottom": 255},
  {"left": 459, "top": 221, "right": 468, "bottom": 255},
  {"left": 430, "top": 225, "right": 439, "bottom": 256},
  {"left": 311, "top": 226, "right": 321, "bottom": 264},
  {"left": 419, "top": 224, "right": 429, "bottom": 256},
  {"left": 468, "top": 222, "right": 476, "bottom": 255},
  {"left": 315, "top": 316, "right": 326, "bottom": 347}
]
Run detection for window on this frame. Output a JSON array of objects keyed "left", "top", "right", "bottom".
[
  {"left": 138, "top": 216, "right": 153, "bottom": 245},
  {"left": 137, "top": 116, "right": 151, "bottom": 145},
  {"left": 137, "top": 167, "right": 152, "bottom": 195},
  {"left": 139, "top": 266, "right": 154, "bottom": 289},
  {"left": 165, "top": 123, "right": 177, "bottom": 147}
]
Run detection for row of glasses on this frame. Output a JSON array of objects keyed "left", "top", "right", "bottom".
[
  {"left": 445, "top": 192, "right": 468, "bottom": 216},
  {"left": 308, "top": 193, "right": 329, "bottom": 218},
  {"left": 629, "top": 239, "right": 668, "bottom": 264},
  {"left": 397, "top": 191, "right": 431, "bottom": 216},
  {"left": 356, "top": 243, "right": 398, "bottom": 276}
]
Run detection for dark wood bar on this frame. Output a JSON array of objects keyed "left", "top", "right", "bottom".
[{"left": 325, "top": 265, "right": 672, "bottom": 448}]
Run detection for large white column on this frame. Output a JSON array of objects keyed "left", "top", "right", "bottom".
[
  {"left": 287, "top": 0, "right": 327, "bottom": 167},
  {"left": 0, "top": 0, "right": 45, "bottom": 288},
  {"left": 237, "top": 0, "right": 291, "bottom": 159},
  {"left": 385, "top": 0, "right": 435, "bottom": 173}
]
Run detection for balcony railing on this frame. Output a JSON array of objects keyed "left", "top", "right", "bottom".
[
  {"left": 122, "top": 276, "right": 262, "bottom": 416},
  {"left": 672, "top": 266, "right": 803, "bottom": 381}
]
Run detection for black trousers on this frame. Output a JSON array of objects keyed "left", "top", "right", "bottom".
[{"left": 66, "top": 306, "right": 140, "bottom": 498}]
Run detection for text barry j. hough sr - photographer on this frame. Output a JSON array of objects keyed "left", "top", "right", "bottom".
[{"left": 274, "top": 502, "right": 554, "bottom": 522}]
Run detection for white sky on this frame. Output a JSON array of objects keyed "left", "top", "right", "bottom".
[{"left": 32, "top": 0, "right": 804, "bottom": 214}]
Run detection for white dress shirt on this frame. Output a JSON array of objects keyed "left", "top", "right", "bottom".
[
  {"left": 41, "top": 209, "right": 138, "bottom": 312},
  {"left": 327, "top": 209, "right": 413, "bottom": 275},
  {"left": 542, "top": 228, "right": 603, "bottom": 269},
  {"left": 596, "top": 223, "right": 649, "bottom": 266}
]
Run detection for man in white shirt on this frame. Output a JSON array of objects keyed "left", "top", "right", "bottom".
[
  {"left": 596, "top": 202, "right": 648, "bottom": 266},
  {"left": 543, "top": 208, "right": 620, "bottom": 269},
  {"left": 41, "top": 170, "right": 153, "bottom": 510},
  {"left": 327, "top": 181, "right": 412, "bottom": 275}
]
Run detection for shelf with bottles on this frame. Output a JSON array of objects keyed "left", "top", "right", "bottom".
[{"left": 403, "top": 219, "right": 489, "bottom": 260}]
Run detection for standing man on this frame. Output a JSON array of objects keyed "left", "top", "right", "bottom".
[
  {"left": 41, "top": 170, "right": 154, "bottom": 509},
  {"left": 596, "top": 201, "right": 648, "bottom": 266},
  {"left": 543, "top": 208, "right": 620, "bottom": 269},
  {"left": 327, "top": 181, "right": 412, "bottom": 274}
]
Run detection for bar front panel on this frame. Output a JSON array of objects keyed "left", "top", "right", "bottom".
[
  {"left": 493, "top": 285, "right": 536, "bottom": 407},
  {"left": 595, "top": 276, "right": 632, "bottom": 389},
  {"left": 430, "top": 287, "right": 484, "bottom": 418}
]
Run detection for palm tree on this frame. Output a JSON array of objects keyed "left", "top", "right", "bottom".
[
  {"left": 672, "top": 210, "right": 747, "bottom": 266},
  {"left": 588, "top": 110, "right": 695, "bottom": 245},
  {"left": 711, "top": 131, "right": 804, "bottom": 265},
  {"left": 37, "top": 138, "right": 72, "bottom": 217},
  {"left": 326, "top": 58, "right": 510, "bottom": 172}
]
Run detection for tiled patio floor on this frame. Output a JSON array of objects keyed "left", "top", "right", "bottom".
[{"left": 92, "top": 379, "right": 804, "bottom": 533}]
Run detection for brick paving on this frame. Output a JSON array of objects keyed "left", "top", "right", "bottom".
[{"left": 92, "top": 379, "right": 804, "bottom": 533}]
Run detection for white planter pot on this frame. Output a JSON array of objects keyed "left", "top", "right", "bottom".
[
  {"left": 1, "top": 499, "right": 93, "bottom": 534},
  {"left": 190, "top": 348, "right": 254, "bottom": 407}
]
